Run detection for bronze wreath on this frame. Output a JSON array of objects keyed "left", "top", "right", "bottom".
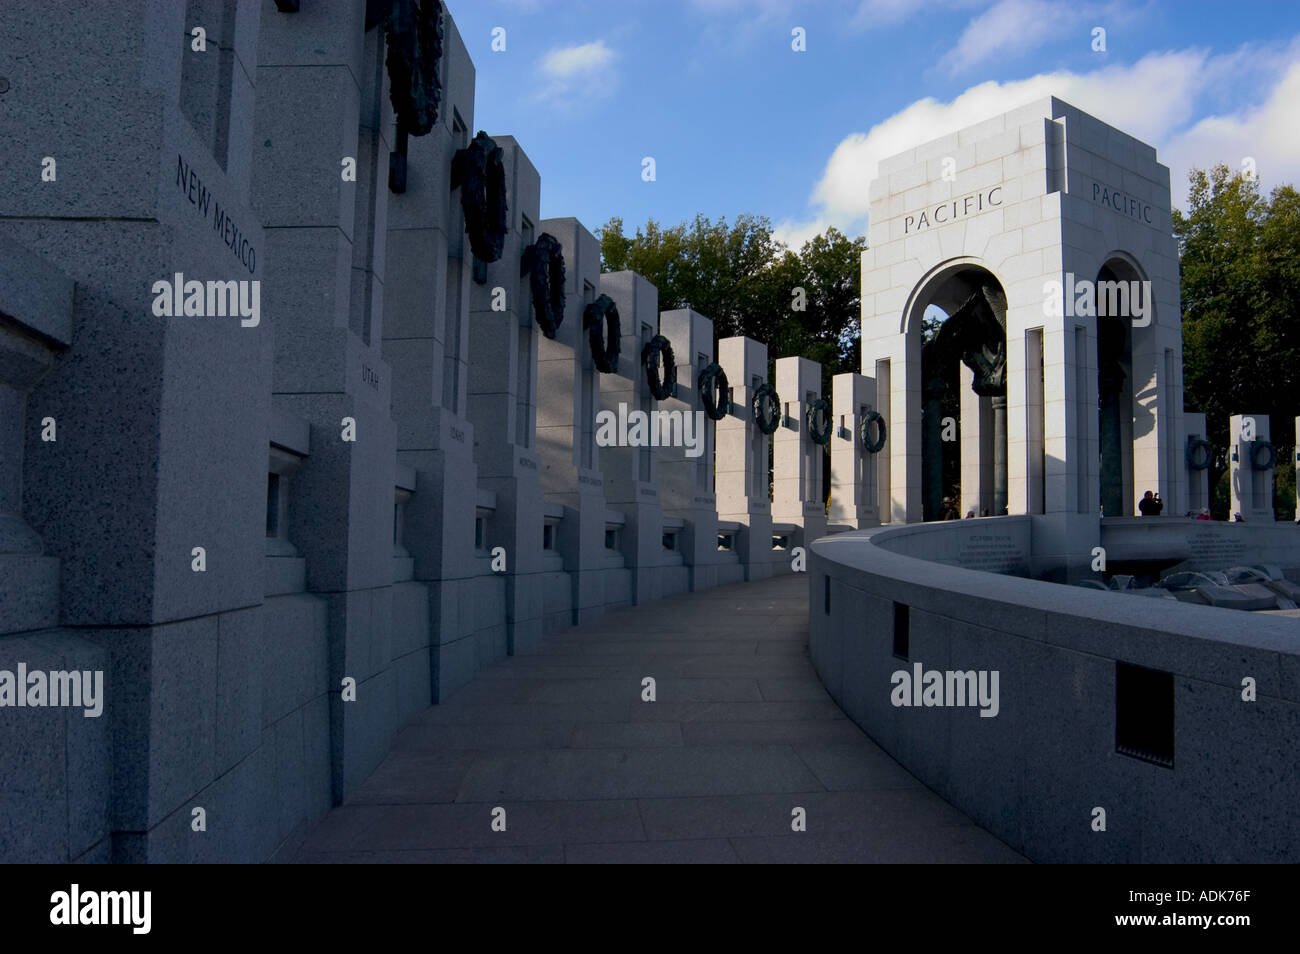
[
  {"left": 860, "top": 410, "right": 887, "bottom": 453},
  {"left": 384, "top": 0, "right": 443, "bottom": 137},
  {"left": 451, "top": 131, "right": 508, "bottom": 263},
  {"left": 642, "top": 335, "right": 677, "bottom": 400},
  {"left": 1185, "top": 437, "right": 1211, "bottom": 471},
  {"left": 584, "top": 294, "right": 621, "bottom": 374},
  {"left": 752, "top": 383, "right": 781, "bottom": 435},
  {"left": 697, "top": 363, "right": 729, "bottom": 421},
  {"left": 805, "top": 397, "right": 832, "bottom": 446},
  {"left": 520, "top": 233, "right": 565, "bottom": 339}
]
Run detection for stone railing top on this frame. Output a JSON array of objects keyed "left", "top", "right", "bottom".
[{"left": 811, "top": 525, "right": 1300, "bottom": 673}]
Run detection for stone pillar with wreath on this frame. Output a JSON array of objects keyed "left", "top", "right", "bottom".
[
  {"left": 536, "top": 216, "right": 615, "bottom": 625},
  {"left": 715, "top": 336, "right": 776, "bottom": 581},
  {"left": 828, "top": 371, "right": 884, "bottom": 530},
  {"left": 464, "top": 134, "right": 551, "bottom": 655},
  {"left": 1229, "top": 412, "right": 1276, "bottom": 522},
  {"left": 772, "top": 356, "right": 828, "bottom": 555},
  {"left": 596, "top": 271, "right": 680, "bottom": 604},
  {"left": 656, "top": 309, "right": 745, "bottom": 591}
]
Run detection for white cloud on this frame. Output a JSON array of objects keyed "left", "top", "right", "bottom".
[
  {"left": 849, "top": 0, "right": 983, "bottom": 31},
  {"left": 534, "top": 40, "right": 617, "bottom": 109},
  {"left": 797, "top": 44, "right": 1300, "bottom": 235},
  {"left": 687, "top": 0, "right": 793, "bottom": 14},
  {"left": 772, "top": 217, "right": 832, "bottom": 250},
  {"left": 540, "top": 40, "right": 615, "bottom": 79},
  {"left": 941, "top": 0, "right": 1078, "bottom": 75},
  {"left": 1162, "top": 56, "right": 1300, "bottom": 199}
]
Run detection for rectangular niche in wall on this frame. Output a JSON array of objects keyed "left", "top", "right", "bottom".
[
  {"left": 892, "top": 602, "right": 909, "bottom": 660},
  {"left": 1115, "top": 661, "right": 1174, "bottom": 768}
]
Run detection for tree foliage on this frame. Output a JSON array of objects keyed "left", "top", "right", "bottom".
[
  {"left": 1174, "top": 164, "right": 1300, "bottom": 518},
  {"left": 597, "top": 215, "right": 866, "bottom": 392}
]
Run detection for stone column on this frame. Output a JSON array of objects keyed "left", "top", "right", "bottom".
[
  {"left": 381, "top": 17, "right": 486, "bottom": 700},
  {"left": 1184, "top": 412, "right": 1209, "bottom": 515},
  {"left": 1229, "top": 413, "right": 1274, "bottom": 522},
  {"left": 466, "top": 135, "right": 544, "bottom": 655},
  {"left": 657, "top": 308, "right": 740, "bottom": 590},
  {"left": 598, "top": 270, "right": 672, "bottom": 603},
  {"left": 828, "top": 372, "right": 879, "bottom": 529},
  {"left": 537, "top": 216, "right": 610, "bottom": 625},
  {"left": 716, "top": 336, "right": 773, "bottom": 580},
  {"left": 922, "top": 376, "right": 945, "bottom": 520},
  {"left": 254, "top": 8, "right": 401, "bottom": 797},
  {"left": 773, "top": 356, "right": 827, "bottom": 550},
  {"left": 1098, "top": 332, "right": 1126, "bottom": 518},
  {"left": 992, "top": 395, "right": 1008, "bottom": 515},
  {"left": 958, "top": 364, "right": 992, "bottom": 517}
]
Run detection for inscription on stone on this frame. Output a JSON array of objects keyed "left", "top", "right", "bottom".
[
  {"left": 518, "top": 456, "right": 537, "bottom": 470},
  {"left": 175, "top": 153, "right": 257, "bottom": 274},
  {"left": 578, "top": 475, "right": 603, "bottom": 487},
  {"left": 1183, "top": 529, "right": 1248, "bottom": 569},
  {"left": 361, "top": 364, "right": 379, "bottom": 390},
  {"left": 449, "top": 425, "right": 465, "bottom": 443},
  {"left": 904, "top": 186, "right": 1002, "bottom": 234},
  {"left": 1089, "top": 180, "right": 1156, "bottom": 228},
  {"left": 955, "top": 533, "right": 1025, "bottom": 573}
]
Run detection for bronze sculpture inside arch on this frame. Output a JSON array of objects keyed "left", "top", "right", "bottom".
[{"left": 920, "top": 282, "right": 1008, "bottom": 520}]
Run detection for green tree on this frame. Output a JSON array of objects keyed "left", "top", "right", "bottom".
[
  {"left": 1174, "top": 164, "right": 1300, "bottom": 519},
  {"left": 597, "top": 215, "right": 866, "bottom": 394}
]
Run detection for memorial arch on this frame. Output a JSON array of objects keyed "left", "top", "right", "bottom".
[
  {"left": 860, "top": 96, "right": 1186, "bottom": 576},
  {"left": 902, "top": 260, "right": 1009, "bottom": 521}
]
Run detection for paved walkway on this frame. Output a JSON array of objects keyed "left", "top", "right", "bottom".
[{"left": 292, "top": 574, "right": 1025, "bottom": 863}]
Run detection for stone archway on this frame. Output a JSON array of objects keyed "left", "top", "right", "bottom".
[
  {"left": 911, "top": 266, "right": 1009, "bottom": 521},
  {"left": 1096, "top": 254, "right": 1145, "bottom": 517}
]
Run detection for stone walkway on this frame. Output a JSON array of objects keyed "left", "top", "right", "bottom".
[{"left": 291, "top": 574, "right": 1025, "bottom": 863}]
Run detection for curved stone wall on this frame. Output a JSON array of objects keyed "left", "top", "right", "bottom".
[{"left": 809, "top": 523, "right": 1300, "bottom": 863}]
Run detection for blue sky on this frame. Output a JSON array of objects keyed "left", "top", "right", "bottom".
[{"left": 447, "top": 0, "right": 1300, "bottom": 248}]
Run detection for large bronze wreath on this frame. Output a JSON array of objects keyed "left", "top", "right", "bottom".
[
  {"left": 451, "top": 131, "right": 508, "bottom": 263},
  {"left": 384, "top": 0, "right": 443, "bottom": 136},
  {"left": 521, "top": 233, "right": 566, "bottom": 339}
]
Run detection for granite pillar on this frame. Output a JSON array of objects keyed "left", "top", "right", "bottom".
[
  {"left": 773, "top": 356, "right": 827, "bottom": 553},
  {"left": 597, "top": 271, "right": 680, "bottom": 603},
  {"left": 467, "top": 135, "right": 545, "bottom": 655},
  {"left": 828, "top": 372, "right": 880, "bottom": 530},
  {"left": 656, "top": 308, "right": 741, "bottom": 589},
  {"left": 716, "top": 336, "right": 774, "bottom": 580},
  {"left": 1229, "top": 413, "right": 1274, "bottom": 522}
]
